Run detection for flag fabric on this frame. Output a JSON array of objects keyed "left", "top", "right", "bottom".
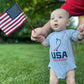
[{"left": 0, "top": 3, "right": 27, "bottom": 36}]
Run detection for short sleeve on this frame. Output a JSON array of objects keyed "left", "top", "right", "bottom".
[
  {"left": 71, "top": 30, "right": 80, "bottom": 41},
  {"left": 66, "top": 29, "right": 80, "bottom": 41},
  {"left": 46, "top": 33, "right": 54, "bottom": 46}
]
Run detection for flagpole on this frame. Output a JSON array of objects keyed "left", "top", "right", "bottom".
[{"left": 16, "top": 2, "right": 36, "bottom": 32}]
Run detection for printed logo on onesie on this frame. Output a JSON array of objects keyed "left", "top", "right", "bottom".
[{"left": 51, "top": 38, "right": 68, "bottom": 61}]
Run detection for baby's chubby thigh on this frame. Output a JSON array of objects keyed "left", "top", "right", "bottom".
[
  {"left": 50, "top": 68, "right": 58, "bottom": 84},
  {"left": 66, "top": 69, "right": 76, "bottom": 84}
]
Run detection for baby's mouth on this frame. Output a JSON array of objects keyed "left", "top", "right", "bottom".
[{"left": 54, "top": 24, "right": 58, "bottom": 27}]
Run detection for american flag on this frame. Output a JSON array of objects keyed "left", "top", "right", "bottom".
[{"left": 0, "top": 3, "right": 27, "bottom": 36}]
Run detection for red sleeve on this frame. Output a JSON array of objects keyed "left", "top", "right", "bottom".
[{"left": 61, "top": 0, "right": 84, "bottom": 16}]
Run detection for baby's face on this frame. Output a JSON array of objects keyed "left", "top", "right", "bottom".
[{"left": 50, "top": 9, "right": 70, "bottom": 32}]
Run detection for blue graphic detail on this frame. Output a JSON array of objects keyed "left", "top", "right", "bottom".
[{"left": 53, "top": 38, "right": 61, "bottom": 51}]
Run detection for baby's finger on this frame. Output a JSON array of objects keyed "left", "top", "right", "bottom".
[
  {"left": 78, "top": 23, "right": 84, "bottom": 30},
  {"left": 31, "top": 29, "right": 38, "bottom": 37},
  {"left": 78, "top": 26, "right": 83, "bottom": 31},
  {"left": 31, "top": 36, "right": 38, "bottom": 41}
]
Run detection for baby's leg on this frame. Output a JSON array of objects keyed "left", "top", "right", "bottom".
[
  {"left": 66, "top": 69, "right": 75, "bottom": 84},
  {"left": 50, "top": 68, "right": 58, "bottom": 84}
]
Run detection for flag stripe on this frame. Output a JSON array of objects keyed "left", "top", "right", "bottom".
[
  {"left": 6, "top": 18, "right": 26, "bottom": 36},
  {"left": 1, "top": 14, "right": 9, "bottom": 22},
  {"left": 1, "top": 17, "right": 11, "bottom": 26},
  {"left": 0, "top": 12, "right": 6, "bottom": 18},
  {"left": 4, "top": 15, "right": 26, "bottom": 32},
  {"left": 1, "top": 12, "right": 24, "bottom": 28},
  {"left": 1, "top": 12, "right": 25, "bottom": 30},
  {"left": 1, "top": 19, "right": 12, "bottom": 29}
]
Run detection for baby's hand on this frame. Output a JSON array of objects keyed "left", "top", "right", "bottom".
[
  {"left": 38, "top": 35, "right": 46, "bottom": 43},
  {"left": 31, "top": 28, "right": 47, "bottom": 42},
  {"left": 78, "top": 31, "right": 84, "bottom": 40},
  {"left": 77, "top": 22, "right": 84, "bottom": 32}
]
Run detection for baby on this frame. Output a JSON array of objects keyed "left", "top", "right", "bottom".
[{"left": 40, "top": 8, "right": 84, "bottom": 84}]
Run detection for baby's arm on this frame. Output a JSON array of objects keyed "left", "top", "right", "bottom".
[
  {"left": 39, "top": 36, "right": 48, "bottom": 47},
  {"left": 41, "top": 39, "right": 48, "bottom": 47},
  {"left": 77, "top": 20, "right": 84, "bottom": 40},
  {"left": 78, "top": 31, "right": 84, "bottom": 40}
]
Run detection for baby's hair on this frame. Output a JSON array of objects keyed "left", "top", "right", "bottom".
[{"left": 51, "top": 8, "right": 70, "bottom": 18}]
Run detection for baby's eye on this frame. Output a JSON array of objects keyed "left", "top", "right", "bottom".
[
  {"left": 51, "top": 18, "right": 54, "bottom": 20},
  {"left": 59, "top": 16, "right": 62, "bottom": 19}
]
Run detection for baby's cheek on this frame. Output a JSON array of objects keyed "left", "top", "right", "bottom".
[
  {"left": 50, "top": 21, "right": 54, "bottom": 27},
  {"left": 50, "top": 24, "right": 54, "bottom": 28}
]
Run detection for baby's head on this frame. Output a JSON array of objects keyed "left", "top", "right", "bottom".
[{"left": 50, "top": 8, "right": 70, "bottom": 32}]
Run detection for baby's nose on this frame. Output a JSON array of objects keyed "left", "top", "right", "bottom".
[{"left": 54, "top": 19, "right": 58, "bottom": 22}]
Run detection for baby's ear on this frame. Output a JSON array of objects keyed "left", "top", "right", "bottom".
[{"left": 66, "top": 19, "right": 70, "bottom": 26}]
